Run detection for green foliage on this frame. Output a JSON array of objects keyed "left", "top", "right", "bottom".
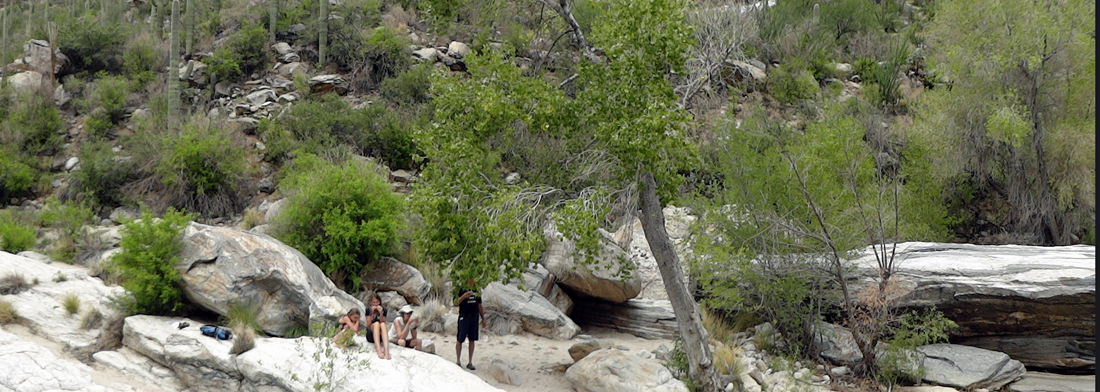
[
  {"left": 205, "top": 23, "right": 268, "bottom": 81},
  {"left": 0, "top": 208, "right": 36, "bottom": 253},
  {"left": 877, "top": 307, "right": 957, "bottom": 385},
  {"left": 362, "top": 26, "right": 411, "bottom": 87},
  {"left": 0, "top": 153, "right": 37, "bottom": 201},
  {"left": 0, "top": 90, "right": 64, "bottom": 157},
  {"left": 220, "top": 300, "right": 264, "bottom": 335},
  {"left": 663, "top": 337, "right": 703, "bottom": 392},
  {"left": 914, "top": 0, "right": 1095, "bottom": 244},
  {"left": 380, "top": 61, "right": 434, "bottom": 106},
  {"left": 768, "top": 65, "right": 820, "bottom": 106},
  {"left": 151, "top": 117, "right": 249, "bottom": 217},
  {"left": 83, "top": 74, "right": 132, "bottom": 126},
  {"left": 38, "top": 197, "right": 95, "bottom": 263},
  {"left": 262, "top": 94, "right": 421, "bottom": 169},
  {"left": 72, "top": 141, "right": 136, "bottom": 208},
  {"left": 58, "top": 14, "right": 127, "bottom": 74},
  {"left": 108, "top": 208, "right": 194, "bottom": 315},
  {"left": 271, "top": 155, "right": 405, "bottom": 289},
  {"left": 122, "top": 31, "right": 160, "bottom": 85}
]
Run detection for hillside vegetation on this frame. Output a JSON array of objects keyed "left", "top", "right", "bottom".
[{"left": 0, "top": 0, "right": 1092, "bottom": 389}]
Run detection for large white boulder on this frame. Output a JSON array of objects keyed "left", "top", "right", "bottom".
[
  {"left": 482, "top": 281, "right": 579, "bottom": 340},
  {"left": 566, "top": 348, "right": 688, "bottom": 392},
  {"left": 360, "top": 257, "right": 431, "bottom": 305},
  {"left": 0, "top": 326, "right": 127, "bottom": 392},
  {"left": 541, "top": 222, "right": 641, "bottom": 303},
  {"left": 917, "top": 343, "right": 1026, "bottom": 390},
  {"left": 177, "top": 223, "right": 363, "bottom": 336},
  {"left": 848, "top": 242, "right": 1095, "bottom": 373},
  {"left": 122, "top": 315, "right": 506, "bottom": 392}
]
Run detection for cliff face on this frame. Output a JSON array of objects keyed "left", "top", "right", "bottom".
[{"left": 848, "top": 242, "right": 1096, "bottom": 374}]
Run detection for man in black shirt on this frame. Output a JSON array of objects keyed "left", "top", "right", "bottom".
[{"left": 455, "top": 278, "right": 486, "bottom": 370}]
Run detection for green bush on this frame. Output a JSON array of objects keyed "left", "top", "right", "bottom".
[
  {"left": 381, "top": 61, "right": 434, "bottom": 106},
  {"left": 768, "top": 66, "right": 820, "bottom": 106},
  {"left": 0, "top": 209, "right": 37, "bottom": 253},
  {"left": 878, "top": 307, "right": 958, "bottom": 385},
  {"left": 0, "top": 91, "right": 64, "bottom": 157},
  {"left": 151, "top": 118, "right": 249, "bottom": 217},
  {"left": 108, "top": 208, "right": 194, "bottom": 315},
  {"left": 72, "top": 141, "right": 136, "bottom": 208},
  {"left": 205, "top": 23, "right": 268, "bottom": 81},
  {"left": 362, "top": 26, "right": 411, "bottom": 86},
  {"left": 59, "top": 15, "right": 127, "bottom": 74},
  {"left": 271, "top": 154, "right": 405, "bottom": 289},
  {"left": 38, "top": 197, "right": 95, "bottom": 263},
  {"left": 0, "top": 152, "right": 37, "bottom": 201},
  {"left": 123, "top": 31, "right": 160, "bottom": 85}
]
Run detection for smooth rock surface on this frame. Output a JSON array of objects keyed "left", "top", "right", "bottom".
[
  {"left": 542, "top": 222, "right": 641, "bottom": 303},
  {"left": 360, "top": 257, "right": 431, "bottom": 305},
  {"left": 0, "top": 326, "right": 123, "bottom": 392},
  {"left": 849, "top": 242, "right": 1095, "bottom": 372},
  {"left": 570, "top": 298, "right": 678, "bottom": 340},
  {"left": 1007, "top": 372, "right": 1095, "bottom": 392},
  {"left": 177, "top": 223, "right": 362, "bottom": 336},
  {"left": 566, "top": 348, "right": 688, "bottom": 392},
  {"left": 917, "top": 343, "right": 1026, "bottom": 390},
  {"left": 482, "top": 281, "right": 579, "bottom": 340}
]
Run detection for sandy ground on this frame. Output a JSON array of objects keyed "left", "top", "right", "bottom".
[{"left": 412, "top": 327, "right": 672, "bottom": 392}]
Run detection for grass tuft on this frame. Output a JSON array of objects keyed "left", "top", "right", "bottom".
[
  {"left": 80, "top": 308, "right": 104, "bottom": 330},
  {"left": 62, "top": 292, "right": 81, "bottom": 314},
  {"left": 0, "top": 299, "right": 19, "bottom": 324},
  {"left": 220, "top": 300, "right": 264, "bottom": 335},
  {"left": 229, "top": 320, "right": 257, "bottom": 354},
  {"left": 0, "top": 273, "right": 31, "bottom": 295}
]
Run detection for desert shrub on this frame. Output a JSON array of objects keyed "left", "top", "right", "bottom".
[
  {"left": 0, "top": 299, "right": 18, "bottom": 324},
  {"left": 122, "top": 31, "right": 161, "bottom": 85},
  {"left": 381, "top": 62, "right": 434, "bottom": 106},
  {"left": 107, "top": 208, "right": 194, "bottom": 315},
  {"left": 0, "top": 152, "right": 37, "bottom": 201},
  {"left": 62, "top": 293, "right": 82, "bottom": 314},
  {"left": 58, "top": 15, "right": 127, "bottom": 74},
  {"left": 0, "top": 91, "right": 64, "bottom": 157},
  {"left": 271, "top": 155, "right": 404, "bottom": 289},
  {"left": 0, "top": 273, "right": 30, "bottom": 295},
  {"left": 38, "top": 197, "right": 95, "bottom": 263},
  {"left": 80, "top": 74, "right": 132, "bottom": 126},
  {"left": 239, "top": 208, "right": 263, "bottom": 230},
  {"left": 205, "top": 23, "right": 268, "bottom": 81},
  {"left": 416, "top": 295, "right": 450, "bottom": 333},
  {"left": 0, "top": 209, "right": 37, "bottom": 253},
  {"left": 220, "top": 300, "right": 264, "bottom": 335},
  {"left": 361, "top": 26, "right": 411, "bottom": 86},
  {"left": 663, "top": 337, "right": 703, "bottom": 392},
  {"left": 149, "top": 118, "right": 250, "bottom": 217},
  {"left": 877, "top": 307, "right": 957, "bottom": 385},
  {"left": 230, "top": 321, "right": 257, "bottom": 354},
  {"left": 71, "top": 141, "right": 137, "bottom": 208},
  {"left": 768, "top": 65, "right": 819, "bottom": 106}
]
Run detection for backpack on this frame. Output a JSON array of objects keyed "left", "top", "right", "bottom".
[{"left": 200, "top": 324, "right": 233, "bottom": 340}]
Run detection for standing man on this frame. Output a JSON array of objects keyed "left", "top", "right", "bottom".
[{"left": 455, "top": 278, "right": 486, "bottom": 370}]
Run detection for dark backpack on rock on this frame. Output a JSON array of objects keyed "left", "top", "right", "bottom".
[{"left": 200, "top": 324, "right": 233, "bottom": 340}]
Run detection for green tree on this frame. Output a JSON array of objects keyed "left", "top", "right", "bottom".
[
  {"left": 108, "top": 208, "right": 194, "bottom": 315},
  {"left": 271, "top": 154, "right": 405, "bottom": 290},
  {"left": 914, "top": 0, "right": 1095, "bottom": 245},
  {"left": 412, "top": 0, "right": 721, "bottom": 388}
]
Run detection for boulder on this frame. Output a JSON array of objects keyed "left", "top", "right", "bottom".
[
  {"left": 521, "top": 264, "right": 573, "bottom": 315},
  {"left": 446, "top": 41, "right": 470, "bottom": 59},
  {"left": 1006, "top": 372, "right": 1095, "bottom": 392},
  {"left": 542, "top": 222, "right": 641, "bottom": 303},
  {"left": 121, "top": 315, "right": 250, "bottom": 391},
  {"left": 488, "top": 359, "right": 523, "bottom": 386},
  {"left": 813, "top": 322, "right": 863, "bottom": 365},
  {"left": 360, "top": 257, "right": 431, "bottom": 305},
  {"left": 92, "top": 348, "right": 187, "bottom": 391},
  {"left": 0, "top": 326, "right": 125, "bottom": 392},
  {"left": 570, "top": 298, "right": 678, "bottom": 340},
  {"left": 263, "top": 198, "right": 287, "bottom": 224},
  {"left": 244, "top": 89, "right": 277, "bottom": 105},
  {"left": 5, "top": 71, "right": 45, "bottom": 93},
  {"left": 917, "top": 343, "right": 1026, "bottom": 390},
  {"left": 276, "top": 62, "right": 309, "bottom": 79},
  {"left": 848, "top": 242, "right": 1096, "bottom": 373},
  {"left": 308, "top": 74, "right": 350, "bottom": 95},
  {"left": 482, "top": 281, "right": 579, "bottom": 340},
  {"left": 176, "top": 223, "right": 363, "bottom": 336},
  {"left": 412, "top": 47, "right": 439, "bottom": 62},
  {"left": 228, "top": 117, "right": 260, "bottom": 134},
  {"left": 568, "top": 338, "right": 607, "bottom": 362},
  {"left": 279, "top": 52, "right": 301, "bottom": 63},
  {"left": 621, "top": 206, "right": 696, "bottom": 301},
  {"left": 0, "top": 251, "right": 128, "bottom": 355},
  {"left": 13, "top": 39, "right": 70, "bottom": 75},
  {"left": 566, "top": 348, "right": 688, "bottom": 392},
  {"left": 271, "top": 42, "right": 292, "bottom": 55},
  {"left": 722, "top": 59, "right": 767, "bottom": 87}
]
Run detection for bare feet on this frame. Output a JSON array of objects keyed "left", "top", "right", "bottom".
[
  {"left": 377, "top": 351, "right": 385, "bottom": 359},
  {"left": 385, "top": 353, "right": 392, "bottom": 360}
]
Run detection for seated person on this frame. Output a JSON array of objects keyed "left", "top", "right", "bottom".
[
  {"left": 365, "top": 293, "right": 391, "bottom": 359},
  {"left": 388, "top": 305, "right": 422, "bottom": 351},
  {"left": 334, "top": 308, "right": 361, "bottom": 349}
]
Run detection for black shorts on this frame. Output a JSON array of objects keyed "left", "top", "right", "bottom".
[
  {"left": 391, "top": 338, "right": 414, "bottom": 347},
  {"left": 457, "top": 314, "right": 479, "bottom": 342}
]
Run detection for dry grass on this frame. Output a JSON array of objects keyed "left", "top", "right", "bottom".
[
  {"left": 80, "top": 308, "right": 104, "bottom": 330},
  {"left": 0, "top": 299, "right": 18, "bottom": 324},
  {"left": 416, "top": 295, "right": 450, "bottom": 333},
  {"left": 483, "top": 311, "right": 521, "bottom": 336},
  {"left": 238, "top": 208, "right": 263, "bottom": 230},
  {"left": 62, "top": 293, "right": 81, "bottom": 315},
  {"left": 229, "top": 320, "right": 256, "bottom": 355},
  {"left": 0, "top": 273, "right": 30, "bottom": 295},
  {"left": 702, "top": 308, "right": 737, "bottom": 345},
  {"left": 713, "top": 341, "right": 745, "bottom": 376}
]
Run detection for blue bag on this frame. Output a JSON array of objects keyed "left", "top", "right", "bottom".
[{"left": 200, "top": 324, "right": 233, "bottom": 340}]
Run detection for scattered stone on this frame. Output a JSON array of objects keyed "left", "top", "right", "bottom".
[
  {"left": 272, "top": 42, "right": 292, "bottom": 55},
  {"left": 308, "top": 74, "right": 350, "bottom": 95},
  {"left": 447, "top": 41, "right": 470, "bottom": 59},
  {"left": 568, "top": 339, "right": 604, "bottom": 362},
  {"left": 488, "top": 359, "right": 523, "bottom": 386},
  {"left": 64, "top": 157, "right": 79, "bottom": 171}
]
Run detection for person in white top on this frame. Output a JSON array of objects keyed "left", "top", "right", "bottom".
[{"left": 389, "top": 305, "right": 422, "bottom": 351}]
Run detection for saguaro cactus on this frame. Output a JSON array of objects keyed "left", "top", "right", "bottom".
[
  {"left": 1, "top": 8, "right": 7, "bottom": 87},
  {"left": 151, "top": 0, "right": 164, "bottom": 39},
  {"left": 167, "top": 0, "right": 181, "bottom": 128},
  {"left": 268, "top": 0, "right": 277, "bottom": 42},
  {"left": 318, "top": 0, "right": 327, "bottom": 67},
  {"left": 184, "top": 0, "right": 194, "bottom": 55}
]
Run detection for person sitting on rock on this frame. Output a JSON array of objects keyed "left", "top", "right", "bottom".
[
  {"left": 389, "top": 305, "right": 422, "bottom": 351},
  {"left": 334, "top": 308, "right": 361, "bottom": 349},
  {"left": 365, "top": 293, "right": 392, "bottom": 359}
]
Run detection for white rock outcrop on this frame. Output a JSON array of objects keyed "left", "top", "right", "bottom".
[{"left": 566, "top": 348, "right": 688, "bottom": 392}]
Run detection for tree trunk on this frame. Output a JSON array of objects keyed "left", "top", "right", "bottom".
[{"left": 639, "top": 172, "right": 722, "bottom": 392}]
